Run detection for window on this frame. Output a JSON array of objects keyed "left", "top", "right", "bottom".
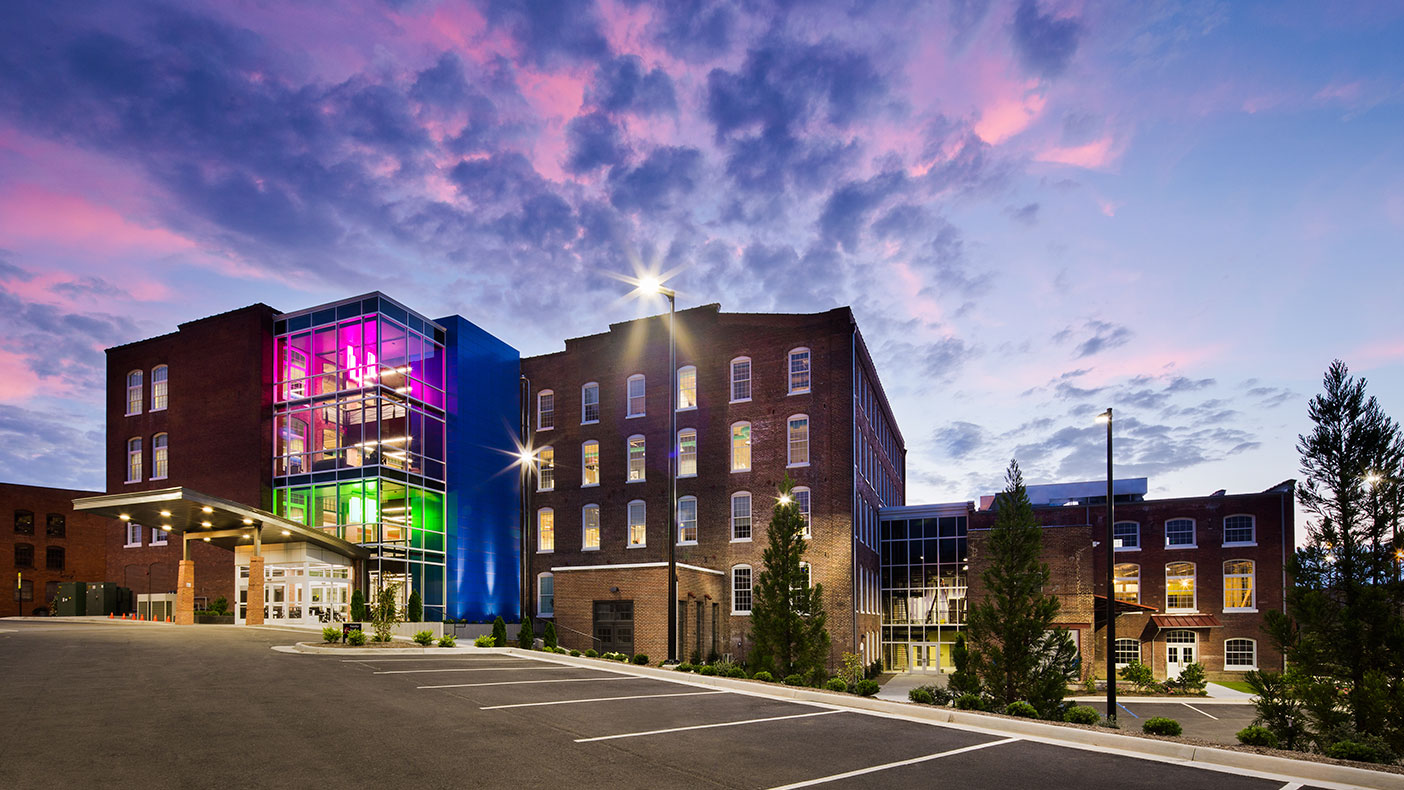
[
  {"left": 1114, "top": 638, "right": 1140, "bottom": 667},
  {"left": 788, "top": 348, "right": 811, "bottom": 394},
  {"left": 125, "top": 522, "right": 143, "bottom": 547},
  {"left": 1165, "top": 518, "right": 1195, "bottom": 547},
  {"left": 538, "top": 573, "right": 554, "bottom": 617},
  {"left": 678, "top": 496, "right": 698, "bottom": 544},
  {"left": 45, "top": 546, "right": 65, "bottom": 571},
  {"left": 582, "top": 505, "right": 600, "bottom": 550},
  {"left": 14, "top": 543, "right": 33, "bottom": 568},
  {"left": 151, "top": 526, "right": 167, "bottom": 546},
  {"left": 626, "top": 374, "right": 646, "bottom": 417},
  {"left": 787, "top": 415, "right": 810, "bottom": 466},
  {"left": 1113, "top": 521, "right": 1139, "bottom": 550},
  {"left": 731, "top": 492, "right": 752, "bottom": 541},
  {"left": 677, "top": 366, "right": 697, "bottom": 410},
  {"left": 581, "top": 441, "right": 600, "bottom": 486},
  {"left": 126, "top": 437, "right": 142, "bottom": 483},
  {"left": 1224, "top": 638, "right": 1257, "bottom": 670},
  {"left": 537, "top": 390, "right": 555, "bottom": 430},
  {"left": 678, "top": 429, "right": 697, "bottom": 477},
  {"left": 1113, "top": 563, "right": 1140, "bottom": 604},
  {"left": 151, "top": 364, "right": 168, "bottom": 410},
  {"left": 627, "top": 500, "right": 646, "bottom": 547},
  {"left": 1224, "top": 560, "right": 1255, "bottom": 611},
  {"left": 730, "top": 357, "right": 751, "bottom": 402},
  {"left": 1166, "top": 562, "right": 1196, "bottom": 611},
  {"left": 793, "top": 486, "right": 812, "bottom": 538},
  {"left": 537, "top": 508, "right": 554, "bottom": 552},
  {"left": 152, "top": 433, "right": 169, "bottom": 480},
  {"left": 730, "top": 422, "right": 751, "bottom": 472},
  {"left": 537, "top": 446, "right": 555, "bottom": 491},
  {"left": 1224, "top": 515, "right": 1255, "bottom": 545},
  {"left": 13, "top": 510, "right": 34, "bottom": 535},
  {"left": 126, "top": 370, "right": 143, "bottom": 415},
  {"left": 45, "top": 513, "right": 65, "bottom": 538},
  {"left": 732, "top": 565, "right": 753, "bottom": 614},
  {"left": 581, "top": 382, "right": 599, "bottom": 424},
  {"left": 627, "top": 435, "right": 646, "bottom": 482}
]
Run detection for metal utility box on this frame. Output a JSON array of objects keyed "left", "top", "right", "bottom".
[
  {"left": 118, "top": 586, "right": 134, "bottom": 614},
  {"left": 86, "top": 582, "right": 119, "bottom": 616},
  {"left": 55, "top": 582, "right": 87, "bottom": 616}
]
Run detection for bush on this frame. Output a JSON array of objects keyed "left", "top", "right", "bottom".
[
  {"left": 412, "top": 630, "right": 435, "bottom": 646},
  {"left": 1235, "top": 726, "right": 1279, "bottom": 748},
  {"left": 954, "top": 693, "right": 984, "bottom": 711},
  {"left": 752, "top": 671, "right": 774, "bottom": 683},
  {"left": 827, "top": 678, "right": 849, "bottom": 693},
  {"left": 583, "top": 649, "right": 598, "bottom": 658},
  {"left": 570, "top": 649, "right": 581, "bottom": 657},
  {"left": 473, "top": 634, "right": 496, "bottom": 647},
  {"left": 1173, "top": 662, "right": 1207, "bottom": 694},
  {"left": 603, "top": 651, "right": 627, "bottom": 662},
  {"left": 350, "top": 589, "right": 366, "bottom": 621},
  {"left": 347, "top": 629, "right": 367, "bottom": 646},
  {"left": 1005, "top": 701, "right": 1038, "bottom": 718},
  {"left": 516, "top": 619, "right": 535, "bottom": 649},
  {"left": 437, "top": 634, "right": 456, "bottom": 648},
  {"left": 676, "top": 663, "right": 695, "bottom": 672},
  {"left": 1097, "top": 717, "right": 1120, "bottom": 728},
  {"left": 1324, "top": 740, "right": 1383, "bottom": 764},
  {"left": 407, "top": 591, "right": 423, "bottom": 623},
  {"left": 371, "top": 632, "right": 391, "bottom": 643},
  {"left": 491, "top": 616, "right": 507, "bottom": 647},
  {"left": 853, "top": 679, "right": 880, "bottom": 697},
  {"left": 632, "top": 654, "right": 649, "bottom": 665},
  {"left": 726, "top": 666, "right": 746, "bottom": 678},
  {"left": 1142, "top": 717, "right": 1183, "bottom": 737},
  {"left": 322, "top": 626, "right": 342, "bottom": 644},
  {"left": 783, "top": 674, "right": 805, "bottom": 686},
  {"left": 1119, "top": 661, "right": 1155, "bottom": 690},
  {"left": 867, "top": 660, "right": 883, "bottom": 680},
  {"left": 908, "top": 686, "right": 934, "bottom": 704},
  {"left": 543, "top": 621, "right": 558, "bottom": 650},
  {"left": 1064, "top": 706, "right": 1101, "bottom": 725},
  {"left": 699, "top": 665, "right": 719, "bottom": 676}
]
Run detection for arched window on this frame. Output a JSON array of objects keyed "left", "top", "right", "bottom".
[
  {"left": 1224, "top": 515, "right": 1256, "bottom": 545},
  {"left": 1113, "top": 563, "right": 1140, "bottom": 604},
  {"left": 126, "top": 370, "right": 143, "bottom": 415},
  {"left": 537, "top": 572, "right": 554, "bottom": 617},
  {"left": 677, "top": 429, "right": 697, "bottom": 477},
  {"left": 537, "top": 508, "right": 554, "bottom": 553},
  {"left": 730, "top": 357, "right": 751, "bottom": 402},
  {"left": 581, "top": 382, "right": 599, "bottom": 424},
  {"left": 581, "top": 440, "right": 600, "bottom": 486},
  {"left": 126, "top": 437, "right": 142, "bottom": 483},
  {"left": 787, "top": 348, "right": 811, "bottom": 394},
  {"left": 730, "top": 422, "right": 751, "bottom": 472},
  {"left": 627, "top": 500, "right": 646, "bottom": 547},
  {"left": 151, "top": 365, "right": 169, "bottom": 411},
  {"left": 1224, "top": 638, "right": 1257, "bottom": 670},
  {"left": 1224, "top": 560, "right": 1255, "bottom": 611},
  {"left": 678, "top": 496, "right": 698, "bottom": 544},
  {"left": 626, "top": 374, "right": 646, "bottom": 417},
  {"left": 1113, "top": 638, "right": 1140, "bottom": 667},
  {"left": 1166, "top": 562, "right": 1196, "bottom": 611},
  {"left": 537, "top": 390, "right": 555, "bottom": 431},
  {"left": 677, "top": 365, "right": 697, "bottom": 410},
  {"left": 537, "top": 446, "right": 555, "bottom": 492},
  {"left": 1113, "top": 521, "right": 1139, "bottom": 550},
  {"left": 13, "top": 510, "right": 34, "bottom": 535},
  {"left": 732, "top": 565, "right": 753, "bottom": 614},
  {"left": 793, "top": 486, "right": 812, "bottom": 538},
  {"left": 787, "top": 414, "right": 810, "bottom": 467},
  {"left": 45, "top": 513, "right": 65, "bottom": 538},
  {"left": 582, "top": 505, "right": 600, "bottom": 550},
  {"left": 627, "top": 435, "right": 646, "bottom": 482},
  {"left": 731, "top": 492, "right": 752, "bottom": 541},
  {"left": 1165, "top": 518, "right": 1195, "bottom": 548},
  {"left": 152, "top": 433, "right": 169, "bottom": 480}
]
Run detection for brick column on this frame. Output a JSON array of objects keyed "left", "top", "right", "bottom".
[
  {"left": 175, "top": 560, "right": 196, "bottom": 625},
  {"left": 246, "top": 555, "right": 265, "bottom": 626}
]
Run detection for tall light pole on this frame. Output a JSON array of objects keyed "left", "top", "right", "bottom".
[
  {"left": 1096, "top": 408, "right": 1116, "bottom": 722},
  {"left": 638, "top": 277, "right": 679, "bottom": 662}
]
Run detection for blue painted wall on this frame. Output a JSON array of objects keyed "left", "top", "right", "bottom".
[{"left": 438, "top": 314, "right": 521, "bottom": 622}]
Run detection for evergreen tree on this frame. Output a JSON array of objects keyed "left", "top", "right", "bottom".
[
  {"left": 407, "top": 591, "right": 423, "bottom": 623},
  {"left": 948, "top": 633, "right": 980, "bottom": 696},
  {"left": 543, "top": 621, "right": 558, "bottom": 649},
  {"left": 350, "top": 589, "right": 366, "bottom": 621},
  {"left": 491, "top": 615, "right": 507, "bottom": 647},
  {"left": 748, "top": 475, "right": 830, "bottom": 677},
  {"left": 965, "top": 460, "right": 1076, "bottom": 710},
  {"left": 517, "top": 617, "right": 535, "bottom": 649}
]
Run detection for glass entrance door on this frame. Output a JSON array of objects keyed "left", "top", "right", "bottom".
[
  {"left": 910, "top": 643, "right": 941, "bottom": 671},
  {"left": 1165, "top": 630, "right": 1196, "bottom": 679}
]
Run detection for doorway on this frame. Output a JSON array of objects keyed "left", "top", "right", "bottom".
[
  {"left": 910, "top": 642, "right": 944, "bottom": 672},
  {"left": 593, "top": 600, "right": 633, "bottom": 656},
  {"left": 1165, "top": 629, "right": 1197, "bottom": 679}
]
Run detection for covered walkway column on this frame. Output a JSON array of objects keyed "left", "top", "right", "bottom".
[
  {"left": 176, "top": 536, "right": 195, "bottom": 625},
  {"left": 247, "top": 526, "right": 265, "bottom": 626}
]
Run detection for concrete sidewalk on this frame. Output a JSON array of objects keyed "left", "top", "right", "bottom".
[{"left": 876, "top": 671, "right": 945, "bottom": 702}]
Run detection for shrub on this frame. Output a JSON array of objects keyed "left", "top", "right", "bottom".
[
  {"left": 554, "top": 646, "right": 569, "bottom": 654},
  {"left": 699, "top": 665, "right": 719, "bottom": 676},
  {"left": 603, "top": 651, "right": 627, "bottom": 662},
  {"left": 1082, "top": 675, "right": 1097, "bottom": 694},
  {"left": 473, "top": 634, "right": 496, "bottom": 647},
  {"left": 350, "top": 589, "right": 366, "bottom": 621},
  {"left": 908, "top": 686, "right": 934, "bottom": 704},
  {"left": 371, "top": 632, "right": 391, "bottom": 643},
  {"left": 783, "top": 674, "right": 805, "bottom": 686},
  {"left": 491, "top": 616, "right": 507, "bottom": 647},
  {"left": 839, "top": 652, "right": 866, "bottom": 687},
  {"left": 827, "top": 678, "right": 849, "bottom": 693},
  {"left": 570, "top": 649, "right": 581, "bottom": 657},
  {"left": 1173, "top": 662, "right": 1207, "bottom": 694},
  {"left": 928, "top": 686, "right": 955, "bottom": 705},
  {"left": 1063, "top": 706, "right": 1101, "bottom": 725},
  {"left": 543, "top": 621, "right": 558, "bottom": 650},
  {"left": 516, "top": 619, "right": 535, "bottom": 649},
  {"left": 1324, "top": 740, "right": 1383, "bottom": 764},
  {"left": 676, "top": 663, "right": 695, "bottom": 672},
  {"left": 347, "top": 629, "right": 367, "bottom": 646},
  {"left": 752, "top": 671, "right": 774, "bottom": 683},
  {"left": 412, "top": 630, "right": 435, "bottom": 646},
  {"left": 632, "top": 654, "right": 649, "bottom": 665},
  {"left": 371, "top": 583, "right": 401, "bottom": 643},
  {"left": 209, "top": 596, "right": 230, "bottom": 615},
  {"left": 725, "top": 666, "right": 746, "bottom": 678},
  {"left": 322, "top": 626, "right": 342, "bottom": 644},
  {"left": 1005, "top": 701, "right": 1038, "bottom": 718},
  {"left": 1119, "top": 661, "right": 1155, "bottom": 690},
  {"left": 584, "top": 649, "right": 598, "bottom": 658},
  {"left": 954, "top": 693, "right": 983, "bottom": 711},
  {"left": 1142, "top": 717, "right": 1183, "bottom": 737},
  {"left": 1235, "top": 726, "right": 1279, "bottom": 748},
  {"left": 853, "top": 679, "right": 880, "bottom": 697},
  {"left": 867, "top": 660, "right": 883, "bottom": 680},
  {"left": 407, "top": 591, "right": 423, "bottom": 623},
  {"left": 437, "top": 634, "right": 456, "bottom": 648},
  {"left": 1097, "top": 717, "right": 1120, "bottom": 728}
]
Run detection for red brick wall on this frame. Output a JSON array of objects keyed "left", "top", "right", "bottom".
[{"left": 1, "top": 483, "right": 108, "bottom": 616}]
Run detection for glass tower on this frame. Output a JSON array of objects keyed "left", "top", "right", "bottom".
[
  {"left": 880, "top": 509, "right": 968, "bottom": 672},
  {"left": 272, "top": 295, "right": 448, "bottom": 620}
]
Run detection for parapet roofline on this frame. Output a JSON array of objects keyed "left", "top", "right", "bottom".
[
  {"left": 274, "top": 291, "right": 448, "bottom": 333},
  {"left": 106, "top": 303, "right": 279, "bottom": 352}
]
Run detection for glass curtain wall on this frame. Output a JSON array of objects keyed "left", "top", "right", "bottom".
[
  {"left": 880, "top": 515, "right": 968, "bottom": 672},
  {"left": 273, "top": 296, "right": 448, "bottom": 620}
]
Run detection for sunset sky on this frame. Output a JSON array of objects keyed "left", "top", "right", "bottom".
[{"left": 2, "top": 0, "right": 1401, "bottom": 511}]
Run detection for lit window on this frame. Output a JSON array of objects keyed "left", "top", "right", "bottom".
[
  {"left": 731, "top": 422, "right": 751, "bottom": 472},
  {"left": 582, "top": 505, "right": 600, "bottom": 550},
  {"left": 1113, "top": 521, "right": 1139, "bottom": 550},
  {"left": 126, "top": 437, "right": 142, "bottom": 483},
  {"left": 627, "top": 374, "right": 646, "bottom": 417},
  {"left": 151, "top": 526, "right": 167, "bottom": 546},
  {"left": 152, "top": 433, "right": 169, "bottom": 480},
  {"left": 793, "top": 486, "right": 812, "bottom": 538},
  {"left": 627, "top": 435, "right": 646, "bottom": 482},
  {"left": 582, "top": 441, "right": 600, "bottom": 486},
  {"left": 678, "top": 496, "right": 698, "bottom": 544},
  {"left": 787, "top": 415, "right": 809, "bottom": 467},
  {"left": 788, "top": 348, "right": 811, "bottom": 394},
  {"left": 730, "top": 357, "right": 751, "bottom": 402},
  {"left": 1114, "top": 638, "right": 1140, "bottom": 668},
  {"left": 13, "top": 510, "right": 34, "bottom": 535},
  {"left": 1114, "top": 563, "right": 1140, "bottom": 604},
  {"left": 537, "top": 508, "right": 554, "bottom": 552},
  {"left": 732, "top": 565, "right": 752, "bottom": 614},
  {"left": 628, "top": 500, "right": 646, "bottom": 547},
  {"left": 126, "top": 370, "right": 143, "bottom": 415},
  {"left": 125, "top": 523, "right": 143, "bottom": 547},
  {"left": 151, "top": 365, "right": 168, "bottom": 411},
  {"left": 538, "top": 446, "right": 555, "bottom": 492},
  {"left": 1224, "top": 515, "right": 1255, "bottom": 545},
  {"left": 677, "top": 366, "right": 697, "bottom": 410},
  {"left": 678, "top": 429, "right": 697, "bottom": 477},
  {"left": 1224, "top": 560, "right": 1255, "bottom": 610},
  {"left": 581, "top": 382, "right": 599, "bottom": 424},
  {"left": 1224, "top": 638, "right": 1256, "bottom": 670},
  {"left": 1166, "top": 562, "right": 1196, "bottom": 611},
  {"left": 538, "top": 573, "right": 554, "bottom": 617},
  {"left": 1166, "top": 518, "right": 1195, "bottom": 547},
  {"left": 731, "top": 492, "right": 752, "bottom": 541},
  {"left": 537, "top": 390, "right": 555, "bottom": 431}
]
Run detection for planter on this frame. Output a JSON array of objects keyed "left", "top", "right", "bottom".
[{"left": 194, "top": 614, "right": 235, "bottom": 624}]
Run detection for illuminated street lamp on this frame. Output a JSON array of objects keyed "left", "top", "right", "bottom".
[
  {"left": 636, "top": 276, "right": 679, "bottom": 662},
  {"left": 516, "top": 443, "right": 540, "bottom": 624},
  {"left": 1095, "top": 408, "right": 1116, "bottom": 722}
]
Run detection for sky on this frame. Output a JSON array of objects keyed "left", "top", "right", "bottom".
[{"left": 1, "top": 0, "right": 1402, "bottom": 516}]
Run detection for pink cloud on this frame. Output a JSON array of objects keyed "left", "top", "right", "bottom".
[
  {"left": 0, "top": 183, "right": 197, "bottom": 254},
  {"left": 0, "top": 350, "right": 40, "bottom": 402},
  {"left": 974, "top": 90, "right": 1047, "bottom": 145},
  {"left": 1036, "top": 135, "right": 1121, "bottom": 169}
]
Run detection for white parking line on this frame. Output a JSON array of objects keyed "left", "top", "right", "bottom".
[
  {"left": 1277, "top": 783, "right": 1302, "bottom": 790},
  {"left": 1180, "top": 702, "right": 1219, "bottom": 720},
  {"left": 419, "top": 676, "right": 639, "bottom": 689},
  {"left": 575, "top": 710, "right": 844, "bottom": 743},
  {"left": 375, "top": 666, "right": 570, "bottom": 674},
  {"left": 481, "top": 691, "right": 726, "bottom": 710},
  {"left": 766, "top": 737, "right": 1019, "bottom": 790}
]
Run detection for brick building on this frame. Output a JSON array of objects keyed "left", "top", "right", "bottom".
[
  {"left": 522, "top": 304, "right": 904, "bottom": 667},
  {"left": 2, "top": 483, "right": 109, "bottom": 617}
]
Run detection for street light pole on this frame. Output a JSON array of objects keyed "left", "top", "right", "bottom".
[
  {"left": 664, "top": 289, "right": 678, "bottom": 663},
  {"left": 1098, "top": 408, "right": 1116, "bottom": 723}
]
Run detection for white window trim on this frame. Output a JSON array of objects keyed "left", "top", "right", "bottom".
[
  {"left": 1113, "top": 521, "right": 1140, "bottom": 552},
  {"left": 1113, "top": 637, "right": 1141, "bottom": 668},
  {"left": 730, "top": 421, "right": 751, "bottom": 473},
  {"left": 732, "top": 564, "right": 753, "bottom": 615},
  {"left": 627, "top": 499, "right": 647, "bottom": 549},
  {"left": 1113, "top": 563, "right": 1140, "bottom": 605},
  {"left": 626, "top": 434, "right": 646, "bottom": 483},
  {"left": 580, "top": 382, "right": 600, "bottom": 425},
  {"left": 677, "top": 428, "right": 698, "bottom": 479},
  {"left": 125, "top": 370, "right": 143, "bottom": 416},
  {"left": 793, "top": 485, "right": 812, "bottom": 539},
  {"left": 581, "top": 440, "right": 600, "bottom": 488},
  {"left": 730, "top": 491, "right": 752, "bottom": 543},
  {"left": 151, "top": 527, "right": 168, "bottom": 546},
  {"left": 729, "top": 356, "right": 752, "bottom": 404},
  {"left": 537, "top": 572, "right": 554, "bottom": 618},
  {"left": 582, "top": 504, "right": 601, "bottom": 552},
  {"left": 676, "top": 365, "right": 698, "bottom": 412},
  {"left": 537, "top": 389, "right": 555, "bottom": 432},
  {"left": 626, "top": 373, "right": 646, "bottom": 418},
  {"left": 677, "top": 495, "right": 698, "bottom": 546},
  {"left": 536, "top": 507, "right": 554, "bottom": 554},
  {"left": 1223, "top": 514, "right": 1257, "bottom": 547},
  {"left": 1165, "top": 562, "right": 1197, "bottom": 613},
  {"left": 151, "top": 365, "right": 168, "bottom": 412},
  {"left": 787, "top": 347, "right": 811, "bottom": 395},
  {"left": 1165, "top": 518, "right": 1197, "bottom": 550},
  {"left": 536, "top": 446, "right": 555, "bottom": 492},
  {"left": 124, "top": 523, "right": 142, "bottom": 548},
  {"left": 125, "top": 438, "right": 142, "bottom": 484},
  {"left": 1223, "top": 559, "right": 1257, "bottom": 612},
  {"left": 1223, "top": 638, "right": 1258, "bottom": 671},
  {"left": 787, "top": 413, "right": 810, "bottom": 468},
  {"left": 151, "top": 433, "right": 169, "bottom": 481}
]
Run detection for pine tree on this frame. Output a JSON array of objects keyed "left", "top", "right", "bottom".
[
  {"left": 350, "top": 589, "right": 366, "bottom": 621},
  {"left": 748, "top": 475, "right": 830, "bottom": 677},
  {"left": 491, "top": 615, "right": 507, "bottom": 647},
  {"left": 949, "top": 633, "right": 980, "bottom": 696},
  {"left": 543, "top": 621, "right": 558, "bottom": 649},
  {"left": 407, "top": 591, "right": 423, "bottom": 623},
  {"left": 517, "top": 617, "right": 535, "bottom": 649}
]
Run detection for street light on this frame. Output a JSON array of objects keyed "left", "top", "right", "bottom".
[
  {"left": 636, "top": 275, "right": 678, "bottom": 662},
  {"left": 516, "top": 440, "right": 539, "bottom": 626},
  {"left": 1096, "top": 408, "right": 1116, "bottom": 722}
]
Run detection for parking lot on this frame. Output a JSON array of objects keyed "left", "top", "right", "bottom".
[
  {"left": 1080, "top": 698, "right": 1259, "bottom": 744},
  {"left": 0, "top": 621, "right": 1356, "bottom": 789}
]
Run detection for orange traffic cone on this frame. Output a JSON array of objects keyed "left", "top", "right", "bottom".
[{"left": 108, "top": 613, "right": 113, "bottom": 619}]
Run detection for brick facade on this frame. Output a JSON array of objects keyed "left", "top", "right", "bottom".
[{"left": 1, "top": 483, "right": 108, "bottom": 617}]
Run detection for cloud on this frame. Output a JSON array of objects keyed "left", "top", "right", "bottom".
[
  {"left": 818, "top": 171, "right": 906, "bottom": 252},
  {"left": 1005, "top": 202, "right": 1039, "bottom": 225},
  {"left": 646, "top": 0, "right": 734, "bottom": 62},
  {"left": 607, "top": 145, "right": 703, "bottom": 214},
  {"left": 1053, "top": 319, "right": 1133, "bottom": 358},
  {"left": 935, "top": 420, "right": 987, "bottom": 459},
  {"left": 1011, "top": 0, "right": 1082, "bottom": 79},
  {"left": 565, "top": 111, "right": 630, "bottom": 173},
  {"left": 481, "top": 0, "right": 611, "bottom": 69},
  {"left": 0, "top": 403, "right": 105, "bottom": 490},
  {"left": 585, "top": 55, "right": 677, "bottom": 115},
  {"left": 0, "top": 280, "right": 139, "bottom": 398}
]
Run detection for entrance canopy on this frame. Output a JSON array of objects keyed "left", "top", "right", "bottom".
[
  {"left": 73, "top": 486, "right": 370, "bottom": 560},
  {"left": 1151, "top": 614, "right": 1223, "bottom": 629}
]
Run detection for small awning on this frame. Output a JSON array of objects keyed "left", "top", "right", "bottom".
[{"left": 1152, "top": 614, "right": 1223, "bottom": 629}]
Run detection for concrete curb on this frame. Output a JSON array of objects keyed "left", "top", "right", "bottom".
[
  {"left": 1066, "top": 695, "right": 1252, "bottom": 705},
  {"left": 289, "top": 641, "right": 500, "bottom": 654}
]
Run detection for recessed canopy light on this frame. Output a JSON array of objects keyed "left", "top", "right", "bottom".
[
  {"left": 201, "top": 506, "right": 213, "bottom": 514},
  {"left": 281, "top": 529, "right": 291, "bottom": 536},
  {"left": 201, "top": 521, "right": 212, "bottom": 527},
  {"left": 161, "top": 525, "right": 171, "bottom": 531},
  {"left": 203, "top": 537, "right": 211, "bottom": 542},
  {"left": 159, "top": 510, "right": 171, "bottom": 517},
  {"left": 242, "top": 518, "right": 254, "bottom": 525},
  {"left": 242, "top": 533, "right": 250, "bottom": 538},
  {"left": 119, "top": 514, "right": 130, "bottom": 521}
]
